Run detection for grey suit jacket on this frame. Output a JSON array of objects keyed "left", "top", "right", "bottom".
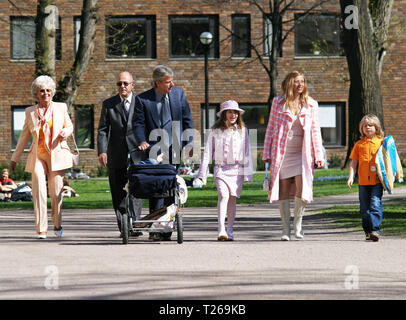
[{"left": 97, "top": 93, "right": 143, "bottom": 169}]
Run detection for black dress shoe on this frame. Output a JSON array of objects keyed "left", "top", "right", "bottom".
[
  {"left": 130, "top": 231, "right": 143, "bottom": 237},
  {"left": 161, "top": 233, "right": 172, "bottom": 241},
  {"left": 149, "top": 232, "right": 171, "bottom": 241},
  {"left": 149, "top": 232, "right": 162, "bottom": 241}
]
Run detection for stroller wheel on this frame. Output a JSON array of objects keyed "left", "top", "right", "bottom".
[
  {"left": 176, "top": 212, "right": 183, "bottom": 244},
  {"left": 121, "top": 213, "right": 129, "bottom": 244}
]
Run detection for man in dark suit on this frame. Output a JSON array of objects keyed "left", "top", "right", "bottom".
[
  {"left": 133, "top": 65, "right": 194, "bottom": 240},
  {"left": 97, "top": 71, "right": 143, "bottom": 236}
]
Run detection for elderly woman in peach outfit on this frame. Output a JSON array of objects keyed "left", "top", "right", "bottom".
[{"left": 10, "top": 75, "right": 74, "bottom": 239}]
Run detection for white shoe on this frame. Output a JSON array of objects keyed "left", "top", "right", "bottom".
[
  {"left": 38, "top": 234, "right": 47, "bottom": 239},
  {"left": 295, "top": 230, "right": 304, "bottom": 239},
  {"left": 54, "top": 228, "right": 63, "bottom": 237},
  {"left": 227, "top": 228, "right": 234, "bottom": 241},
  {"left": 281, "top": 235, "right": 290, "bottom": 241}
]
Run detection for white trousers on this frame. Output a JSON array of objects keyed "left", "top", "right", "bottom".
[
  {"left": 216, "top": 178, "right": 236, "bottom": 238},
  {"left": 32, "top": 152, "right": 64, "bottom": 234}
]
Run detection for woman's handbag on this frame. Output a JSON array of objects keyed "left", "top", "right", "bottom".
[
  {"left": 71, "top": 134, "right": 80, "bottom": 166},
  {"left": 263, "top": 162, "right": 269, "bottom": 192}
]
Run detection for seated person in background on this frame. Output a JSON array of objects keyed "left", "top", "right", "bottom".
[
  {"left": 0, "top": 168, "right": 17, "bottom": 200},
  {"left": 62, "top": 176, "right": 79, "bottom": 198}
]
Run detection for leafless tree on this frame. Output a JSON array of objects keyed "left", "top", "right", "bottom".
[{"left": 207, "top": 0, "right": 334, "bottom": 110}]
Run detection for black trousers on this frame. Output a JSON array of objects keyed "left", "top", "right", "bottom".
[{"left": 108, "top": 166, "right": 141, "bottom": 232}]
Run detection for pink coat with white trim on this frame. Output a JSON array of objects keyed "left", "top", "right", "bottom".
[{"left": 262, "top": 95, "right": 324, "bottom": 203}]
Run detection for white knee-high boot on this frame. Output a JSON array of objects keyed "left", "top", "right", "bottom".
[
  {"left": 278, "top": 199, "right": 291, "bottom": 241},
  {"left": 293, "top": 197, "right": 306, "bottom": 239}
]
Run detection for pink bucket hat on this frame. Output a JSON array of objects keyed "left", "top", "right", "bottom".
[{"left": 216, "top": 100, "right": 245, "bottom": 117}]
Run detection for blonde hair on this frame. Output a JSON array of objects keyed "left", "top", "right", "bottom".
[
  {"left": 281, "top": 71, "right": 309, "bottom": 112},
  {"left": 359, "top": 114, "right": 384, "bottom": 139}
]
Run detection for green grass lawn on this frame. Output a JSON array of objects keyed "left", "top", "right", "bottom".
[
  {"left": 0, "top": 168, "right": 403, "bottom": 210},
  {"left": 318, "top": 199, "right": 406, "bottom": 236},
  {"left": 0, "top": 168, "right": 391, "bottom": 210},
  {"left": 1, "top": 168, "right": 405, "bottom": 235},
  {"left": 1, "top": 170, "right": 351, "bottom": 210}
]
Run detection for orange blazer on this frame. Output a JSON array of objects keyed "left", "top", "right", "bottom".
[{"left": 11, "top": 102, "right": 74, "bottom": 173}]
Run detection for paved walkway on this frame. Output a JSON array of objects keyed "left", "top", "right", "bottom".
[{"left": 0, "top": 187, "right": 405, "bottom": 300}]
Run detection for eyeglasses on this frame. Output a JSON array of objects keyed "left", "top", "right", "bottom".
[
  {"left": 116, "top": 81, "right": 132, "bottom": 87},
  {"left": 39, "top": 89, "right": 52, "bottom": 93}
]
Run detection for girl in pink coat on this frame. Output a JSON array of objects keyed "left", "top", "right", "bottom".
[
  {"left": 197, "top": 100, "right": 253, "bottom": 241},
  {"left": 263, "top": 71, "right": 324, "bottom": 241}
]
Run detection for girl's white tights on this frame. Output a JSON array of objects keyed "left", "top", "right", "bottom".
[{"left": 216, "top": 178, "right": 236, "bottom": 239}]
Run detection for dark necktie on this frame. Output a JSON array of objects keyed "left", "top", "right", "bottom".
[
  {"left": 161, "top": 95, "right": 172, "bottom": 145},
  {"left": 123, "top": 99, "right": 129, "bottom": 118}
]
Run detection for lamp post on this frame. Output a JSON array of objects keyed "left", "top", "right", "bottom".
[{"left": 200, "top": 31, "right": 213, "bottom": 130}]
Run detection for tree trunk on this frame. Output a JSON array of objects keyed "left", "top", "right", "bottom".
[
  {"left": 369, "top": 0, "right": 394, "bottom": 77},
  {"left": 340, "top": 0, "right": 390, "bottom": 167},
  {"left": 54, "top": 0, "right": 98, "bottom": 112},
  {"left": 268, "top": 0, "right": 281, "bottom": 111},
  {"left": 34, "top": 0, "right": 57, "bottom": 79}
]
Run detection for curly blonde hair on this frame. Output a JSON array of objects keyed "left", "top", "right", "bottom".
[{"left": 359, "top": 114, "right": 384, "bottom": 139}]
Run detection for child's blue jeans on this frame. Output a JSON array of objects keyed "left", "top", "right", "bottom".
[{"left": 358, "top": 183, "right": 383, "bottom": 234}]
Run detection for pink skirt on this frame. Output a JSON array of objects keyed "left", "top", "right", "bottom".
[{"left": 214, "top": 164, "right": 244, "bottom": 197}]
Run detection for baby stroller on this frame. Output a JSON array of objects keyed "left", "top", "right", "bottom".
[{"left": 121, "top": 163, "right": 188, "bottom": 244}]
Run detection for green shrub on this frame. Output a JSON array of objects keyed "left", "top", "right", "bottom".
[
  {"left": 88, "top": 165, "right": 109, "bottom": 177},
  {"left": 328, "top": 153, "right": 344, "bottom": 168},
  {"left": 256, "top": 152, "right": 265, "bottom": 171}
]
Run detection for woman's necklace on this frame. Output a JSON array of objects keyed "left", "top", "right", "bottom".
[{"left": 292, "top": 99, "right": 301, "bottom": 115}]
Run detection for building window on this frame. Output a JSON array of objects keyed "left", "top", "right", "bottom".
[
  {"left": 105, "top": 16, "right": 156, "bottom": 59},
  {"left": 232, "top": 14, "right": 250, "bottom": 58},
  {"left": 169, "top": 15, "right": 219, "bottom": 58},
  {"left": 10, "top": 16, "right": 61, "bottom": 60},
  {"left": 263, "top": 15, "right": 282, "bottom": 57},
  {"left": 295, "top": 13, "right": 343, "bottom": 57},
  {"left": 239, "top": 103, "right": 269, "bottom": 147},
  {"left": 74, "top": 105, "right": 94, "bottom": 149},
  {"left": 10, "top": 17, "right": 35, "bottom": 59},
  {"left": 318, "top": 102, "right": 345, "bottom": 147},
  {"left": 12, "top": 106, "right": 32, "bottom": 149},
  {"left": 200, "top": 104, "right": 219, "bottom": 146}
]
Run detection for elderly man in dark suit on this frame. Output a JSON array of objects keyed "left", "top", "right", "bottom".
[
  {"left": 133, "top": 65, "right": 194, "bottom": 240},
  {"left": 97, "top": 71, "right": 143, "bottom": 236}
]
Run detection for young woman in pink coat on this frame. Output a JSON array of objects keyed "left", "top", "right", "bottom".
[
  {"left": 263, "top": 71, "right": 324, "bottom": 241},
  {"left": 197, "top": 100, "right": 253, "bottom": 241}
]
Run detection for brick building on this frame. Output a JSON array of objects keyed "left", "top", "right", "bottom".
[{"left": 1, "top": 0, "right": 405, "bottom": 173}]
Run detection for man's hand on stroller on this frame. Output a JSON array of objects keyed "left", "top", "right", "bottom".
[{"left": 138, "top": 141, "right": 150, "bottom": 152}]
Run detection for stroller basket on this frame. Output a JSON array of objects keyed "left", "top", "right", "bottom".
[{"left": 128, "top": 164, "right": 177, "bottom": 199}]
